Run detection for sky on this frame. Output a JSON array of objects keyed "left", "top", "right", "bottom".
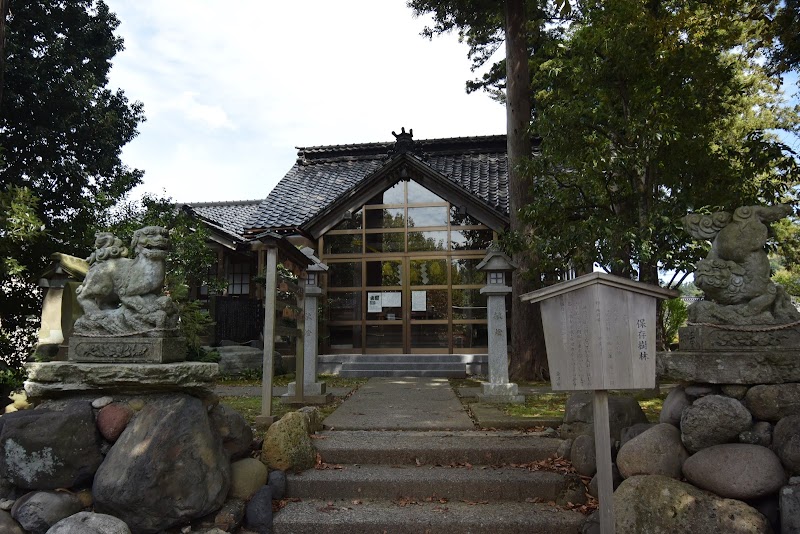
[{"left": 103, "top": 1, "right": 507, "bottom": 205}]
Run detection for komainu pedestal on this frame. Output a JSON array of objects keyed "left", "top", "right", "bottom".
[{"left": 68, "top": 335, "right": 187, "bottom": 363}]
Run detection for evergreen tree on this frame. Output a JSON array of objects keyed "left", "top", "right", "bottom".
[{"left": 0, "top": 0, "right": 144, "bottom": 365}]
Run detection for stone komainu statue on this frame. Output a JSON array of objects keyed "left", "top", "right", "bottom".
[
  {"left": 73, "top": 226, "right": 179, "bottom": 336},
  {"left": 683, "top": 204, "right": 800, "bottom": 326}
]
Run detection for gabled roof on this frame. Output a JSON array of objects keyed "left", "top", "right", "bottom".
[
  {"left": 186, "top": 199, "right": 263, "bottom": 241},
  {"left": 245, "top": 134, "right": 509, "bottom": 236}
]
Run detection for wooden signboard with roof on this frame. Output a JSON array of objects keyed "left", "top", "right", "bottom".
[{"left": 522, "top": 272, "right": 678, "bottom": 534}]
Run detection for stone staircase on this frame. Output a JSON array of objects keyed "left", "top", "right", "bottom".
[
  {"left": 272, "top": 430, "right": 588, "bottom": 533},
  {"left": 319, "top": 354, "right": 488, "bottom": 377}
]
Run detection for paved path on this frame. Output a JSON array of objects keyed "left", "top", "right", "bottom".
[
  {"left": 322, "top": 377, "right": 474, "bottom": 430},
  {"left": 214, "top": 385, "right": 352, "bottom": 397}
]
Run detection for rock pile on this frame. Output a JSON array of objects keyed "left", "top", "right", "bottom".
[
  {"left": 0, "top": 391, "right": 318, "bottom": 533},
  {"left": 561, "top": 382, "right": 800, "bottom": 533}
]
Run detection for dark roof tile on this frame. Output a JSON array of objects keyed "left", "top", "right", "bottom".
[
  {"left": 188, "top": 199, "right": 262, "bottom": 239},
  {"left": 203, "top": 134, "right": 510, "bottom": 235}
]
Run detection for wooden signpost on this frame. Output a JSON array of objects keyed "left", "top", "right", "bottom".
[{"left": 522, "top": 273, "right": 677, "bottom": 534}]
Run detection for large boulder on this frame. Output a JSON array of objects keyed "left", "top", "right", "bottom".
[
  {"left": 261, "top": 411, "right": 315, "bottom": 472},
  {"left": 210, "top": 498, "right": 246, "bottom": 533},
  {"left": 658, "top": 387, "right": 690, "bottom": 427},
  {"left": 682, "top": 444, "right": 786, "bottom": 500},
  {"left": 209, "top": 403, "right": 253, "bottom": 460},
  {"left": 96, "top": 403, "right": 133, "bottom": 443},
  {"left": 268, "top": 470, "right": 287, "bottom": 500},
  {"left": 616, "top": 423, "right": 688, "bottom": 480},
  {"left": 229, "top": 458, "right": 268, "bottom": 500},
  {"left": 680, "top": 395, "right": 752, "bottom": 452},
  {"left": 781, "top": 483, "right": 800, "bottom": 534},
  {"left": 0, "top": 510, "right": 23, "bottom": 534},
  {"left": 773, "top": 415, "right": 800, "bottom": 474},
  {"left": 245, "top": 485, "right": 273, "bottom": 533},
  {"left": 561, "top": 392, "right": 648, "bottom": 441},
  {"left": 46, "top": 512, "right": 131, "bottom": 534},
  {"left": 10, "top": 491, "right": 83, "bottom": 534},
  {"left": 93, "top": 394, "right": 231, "bottom": 533},
  {"left": 739, "top": 421, "right": 773, "bottom": 447},
  {"left": 620, "top": 423, "right": 657, "bottom": 448},
  {"left": 614, "top": 475, "right": 772, "bottom": 534},
  {"left": 745, "top": 383, "right": 800, "bottom": 423},
  {"left": 0, "top": 402, "right": 103, "bottom": 489},
  {"left": 570, "top": 434, "right": 597, "bottom": 477}
]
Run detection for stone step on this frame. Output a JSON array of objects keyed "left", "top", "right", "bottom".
[
  {"left": 338, "top": 368, "right": 467, "bottom": 378},
  {"left": 285, "top": 465, "right": 585, "bottom": 503},
  {"left": 319, "top": 354, "right": 487, "bottom": 363},
  {"left": 318, "top": 354, "right": 488, "bottom": 375},
  {"left": 314, "top": 430, "right": 564, "bottom": 466},
  {"left": 342, "top": 362, "right": 467, "bottom": 371},
  {"left": 272, "top": 499, "right": 586, "bottom": 534}
]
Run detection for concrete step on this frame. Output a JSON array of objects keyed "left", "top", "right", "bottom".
[
  {"left": 319, "top": 354, "right": 487, "bottom": 363},
  {"left": 272, "top": 499, "right": 586, "bottom": 534},
  {"left": 342, "top": 362, "right": 466, "bottom": 371},
  {"left": 339, "top": 368, "right": 467, "bottom": 378},
  {"left": 285, "top": 465, "right": 585, "bottom": 503},
  {"left": 314, "top": 430, "right": 564, "bottom": 466},
  {"left": 318, "top": 354, "right": 488, "bottom": 375}
]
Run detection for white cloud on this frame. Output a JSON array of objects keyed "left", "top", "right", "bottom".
[
  {"left": 104, "top": 0, "right": 507, "bottom": 203},
  {"left": 166, "top": 92, "right": 236, "bottom": 131}
]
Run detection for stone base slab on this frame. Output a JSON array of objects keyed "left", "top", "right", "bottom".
[
  {"left": 482, "top": 382, "right": 520, "bottom": 396},
  {"left": 657, "top": 350, "right": 800, "bottom": 385},
  {"left": 69, "top": 335, "right": 187, "bottom": 363},
  {"left": 24, "top": 361, "right": 218, "bottom": 399},
  {"left": 679, "top": 324, "right": 800, "bottom": 352},
  {"left": 477, "top": 382, "right": 525, "bottom": 404},
  {"left": 254, "top": 414, "right": 276, "bottom": 429},
  {"left": 287, "top": 381, "right": 327, "bottom": 396},
  {"left": 476, "top": 393, "right": 526, "bottom": 404},
  {"left": 281, "top": 393, "right": 333, "bottom": 405}
]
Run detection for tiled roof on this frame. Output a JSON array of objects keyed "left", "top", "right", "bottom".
[
  {"left": 247, "top": 134, "right": 509, "bottom": 233},
  {"left": 187, "top": 199, "right": 262, "bottom": 239}
]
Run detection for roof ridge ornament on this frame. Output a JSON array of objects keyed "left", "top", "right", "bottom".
[{"left": 390, "top": 127, "right": 416, "bottom": 156}]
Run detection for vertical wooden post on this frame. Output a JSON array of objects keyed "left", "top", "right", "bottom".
[
  {"left": 593, "top": 390, "right": 615, "bottom": 534},
  {"left": 294, "top": 274, "right": 305, "bottom": 401},
  {"left": 256, "top": 246, "right": 278, "bottom": 427},
  {"left": 256, "top": 248, "right": 266, "bottom": 301}
]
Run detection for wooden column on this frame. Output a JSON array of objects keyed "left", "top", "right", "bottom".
[
  {"left": 593, "top": 390, "right": 615, "bottom": 533},
  {"left": 294, "top": 275, "right": 305, "bottom": 401},
  {"left": 255, "top": 246, "right": 278, "bottom": 428}
]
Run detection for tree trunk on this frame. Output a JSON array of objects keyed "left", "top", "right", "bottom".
[
  {"left": 506, "top": 0, "right": 547, "bottom": 381},
  {"left": 0, "top": 0, "right": 9, "bottom": 107}
]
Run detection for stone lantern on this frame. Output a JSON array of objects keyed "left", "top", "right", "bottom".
[
  {"left": 36, "top": 253, "right": 88, "bottom": 361},
  {"left": 286, "top": 248, "right": 332, "bottom": 403},
  {"left": 476, "top": 246, "right": 524, "bottom": 403}
]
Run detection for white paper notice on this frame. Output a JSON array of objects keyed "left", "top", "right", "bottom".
[
  {"left": 382, "top": 291, "right": 402, "bottom": 308},
  {"left": 368, "top": 292, "right": 382, "bottom": 313},
  {"left": 412, "top": 290, "right": 427, "bottom": 312}
]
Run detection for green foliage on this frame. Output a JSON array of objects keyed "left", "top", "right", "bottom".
[
  {"left": 769, "top": 0, "right": 800, "bottom": 74},
  {"left": 0, "top": 367, "right": 26, "bottom": 391},
  {"left": 0, "top": 186, "right": 44, "bottom": 277},
  {"left": 677, "top": 282, "right": 703, "bottom": 297},
  {"left": 0, "top": 186, "right": 45, "bottom": 366},
  {"left": 0, "top": 1, "right": 143, "bottom": 367},
  {"left": 768, "top": 211, "right": 799, "bottom": 297},
  {"left": 773, "top": 268, "right": 800, "bottom": 297},
  {"left": 661, "top": 298, "right": 688, "bottom": 348},
  {"left": 522, "top": 0, "right": 799, "bottom": 284}
]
